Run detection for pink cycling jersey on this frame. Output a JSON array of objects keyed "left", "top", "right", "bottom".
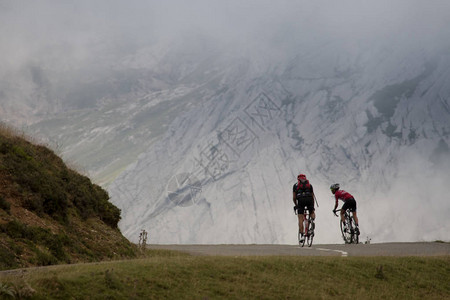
[{"left": 334, "top": 190, "right": 354, "bottom": 206}]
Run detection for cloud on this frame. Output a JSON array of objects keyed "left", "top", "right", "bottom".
[
  {"left": 1, "top": 0, "right": 449, "bottom": 128},
  {"left": 361, "top": 146, "right": 450, "bottom": 242},
  {"left": 2, "top": 0, "right": 449, "bottom": 70}
]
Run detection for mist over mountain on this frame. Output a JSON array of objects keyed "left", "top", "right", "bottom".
[{"left": 1, "top": 1, "right": 449, "bottom": 244}]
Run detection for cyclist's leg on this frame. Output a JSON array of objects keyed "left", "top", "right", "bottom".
[
  {"left": 352, "top": 211, "right": 359, "bottom": 236},
  {"left": 309, "top": 209, "right": 315, "bottom": 232},
  {"left": 353, "top": 211, "right": 359, "bottom": 226},
  {"left": 340, "top": 209, "right": 345, "bottom": 224},
  {"left": 298, "top": 199, "right": 307, "bottom": 238},
  {"left": 348, "top": 198, "right": 359, "bottom": 226},
  {"left": 352, "top": 210, "right": 359, "bottom": 235},
  {"left": 304, "top": 213, "right": 309, "bottom": 236},
  {"left": 306, "top": 198, "right": 315, "bottom": 234},
  {"left": 298, "top": 213, "right": 304, "bottom": 234},
  {"left": 347, "top": 198, "right": 359, "bottom": 236},
  {"left": 308, "top": 197, "right": 315, "bottom": 220},
  {"left": 341, "top": 200, "right": 351, "bottom": 225}
]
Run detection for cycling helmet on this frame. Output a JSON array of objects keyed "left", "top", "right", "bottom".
[
  {"left": 330, "top": 183, "right": 340, "bottom": 192},
  {"left": 298, "top": 174, "right": 306, "bottom": 180}
]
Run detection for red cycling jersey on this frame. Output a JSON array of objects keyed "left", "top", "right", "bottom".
[{"left": 334, "top": 190, "right": 354, "bottom": 206}]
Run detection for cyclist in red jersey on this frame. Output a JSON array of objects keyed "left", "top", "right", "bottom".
[{"left": 330, "top": 183, "right": 359, "bottom": 234}]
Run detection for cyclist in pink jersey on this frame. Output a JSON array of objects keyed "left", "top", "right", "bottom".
[{"left": 330, "top": 183, "right": 359, "bottom": 234}]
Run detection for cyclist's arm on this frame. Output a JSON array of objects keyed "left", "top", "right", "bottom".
[
  {"left": 333, "top": 195, "right": 338, "bottom": 211},
  {"left": 293, "top": 192, "right": 297, "bottom": 206}
]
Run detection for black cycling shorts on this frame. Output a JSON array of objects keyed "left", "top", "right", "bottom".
[
  {"left": 342, "top": 198, "right": 357, "bottom": 212},
  {"left": 297, "top": 197, "right": 315, "bottom": 214}
]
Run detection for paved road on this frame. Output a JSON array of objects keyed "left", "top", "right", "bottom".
[
  {"left": 147, "top": 242, "right": 450, "bottom": 257},
  {"left": 1, "top": 242, "right": 448, "bottom": 276}
]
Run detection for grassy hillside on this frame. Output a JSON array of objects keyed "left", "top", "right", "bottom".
[
  {"left": 0, "top": 251, "right": 448, "bottom": 299},
  {"left": 0, "top": 124, "right": 137, "bottom": 270}
]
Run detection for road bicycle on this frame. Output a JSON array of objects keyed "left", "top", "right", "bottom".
[
  {"left": 294, "top": 206, "right": 315, "bottom": 247},
  {"left": 334, "top": 208, "right": 359, "bottom": 244}
]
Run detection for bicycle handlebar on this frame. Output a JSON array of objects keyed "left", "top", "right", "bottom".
[{"left": 333, "top": 208, "right": 341, "bottom": 217}]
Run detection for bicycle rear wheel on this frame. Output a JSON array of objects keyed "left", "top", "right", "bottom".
[
  {"left": 350, "top": 217, "right": 359, "bottom": 244},
  {"left": 306, "top": 219, "right": 314, "bottom": 247},
  {"left": 299, "top": 212, "right": 308, "bottom": 247},
  {"left": 299, "top": 231, "right": 306, "bottom": 247},
  {"left": 340, "top": 219, "right": 351, "bottom": 244}
]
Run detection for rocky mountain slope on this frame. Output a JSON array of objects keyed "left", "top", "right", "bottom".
[
  {"left": 1, "top": 2, "right": 449, "bottom": 245},
  {"left": 5, "top": 37, "right": 450, "bottom": 245},
  {"left": 107, "top": 40, "right": 450, "bottom": 244}
]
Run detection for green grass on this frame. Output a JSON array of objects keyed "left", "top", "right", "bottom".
[{"left": 1, "top": 251, "right": 449, "bottom": 299}]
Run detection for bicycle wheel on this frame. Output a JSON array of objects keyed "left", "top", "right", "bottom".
[
  {"left": 340, "top": 218, "right": 351, "bottom": 244},
  {"left": 348, "top": 219, "right": 355, "bottom": 244},
  {"left": 299, "top": 230, "right": 306, "bottom": 247},
  {"left": 299, "top": 212, "right": 308, "bottom": 247},
  {"left": 306, "top": 219, "right": 314, "bottom": 247},
  {"left": 350, "top": 217, "right": 359, "bottom": 244},
  {"left": 353, "top": 231, "right": 359, "bottom": 244}
]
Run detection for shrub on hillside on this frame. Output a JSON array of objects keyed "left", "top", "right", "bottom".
[
  {"left": 0, "top": 195, "right": 10, "bottom": 213},
  {"left": 0, "top": 137, "right": 69, "bottom": 221},
  {"left": 68, "top": 173, "right": 121, "bottom": 228},
  {"left": 0, "top": 243, "right": 18, "bottom": 269},
  {"left": 0, "top": 220, "right": 70, "bottom": 263},
  {"left": 93, "top": 184, "right": 121, "bottom": 229},
  {"left": 0, "top": 132, "right": 121, "bottom": 228},
  {"left": 34, "top": 248, "right": 58, "bottom": 266}
]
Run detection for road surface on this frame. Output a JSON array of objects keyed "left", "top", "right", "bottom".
[
  {"left": 1, "top": 242, "right": 448, "bottom": 276},
  {"left": 0, "top": 242, "right": 450, "bottom": 277},
  {"left": 147, "top": 242, "right": 450, "bottom": 257}
]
